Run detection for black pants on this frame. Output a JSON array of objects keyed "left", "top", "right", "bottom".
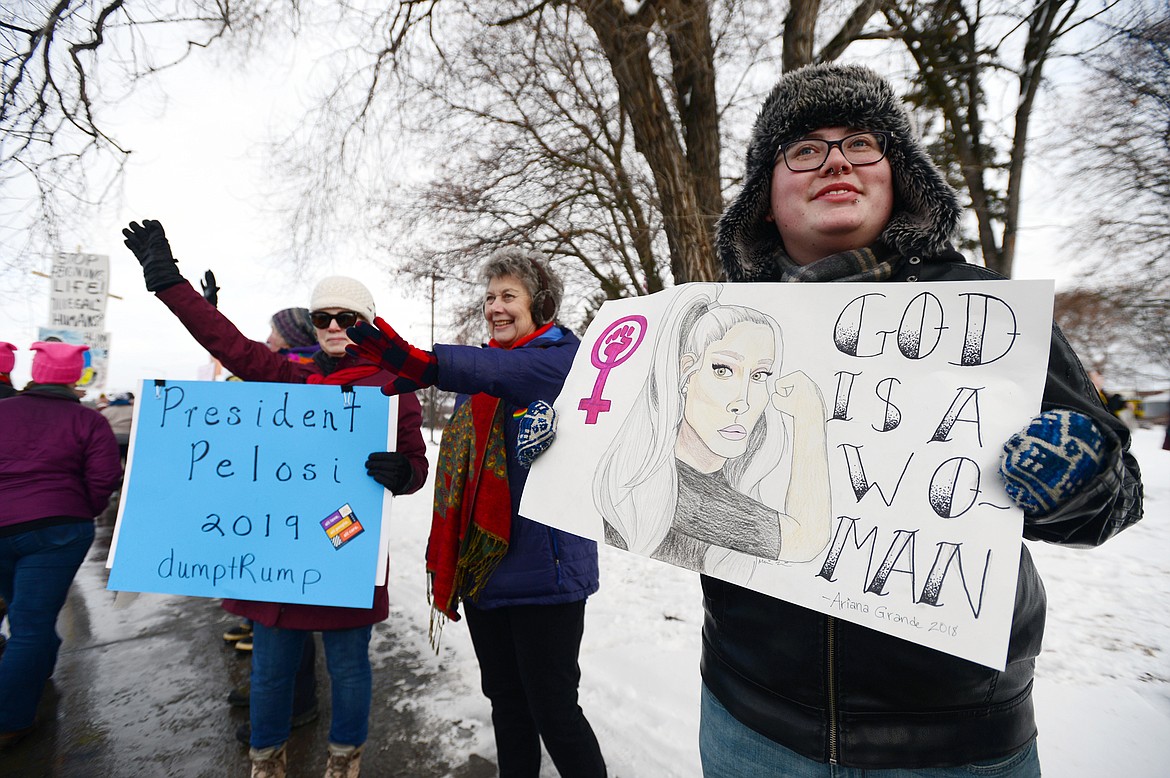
[{"left": 464, "top": 600, "right": 606, "bottom": 778}]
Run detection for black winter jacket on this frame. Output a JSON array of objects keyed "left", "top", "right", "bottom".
[{"left": 699, "top": 250, "right": 1144, "bottom": 768}]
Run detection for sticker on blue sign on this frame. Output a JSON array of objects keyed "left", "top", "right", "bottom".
[{"left": 321, "top": 503, "right": 364, "bottom": 549}]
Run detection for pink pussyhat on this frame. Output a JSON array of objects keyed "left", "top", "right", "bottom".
[
  {"left": 0, "top": 342, "right": 15, "bottom": 373},
  {"left": 30, "top": 341, "right": 89, "bottom": 385}
]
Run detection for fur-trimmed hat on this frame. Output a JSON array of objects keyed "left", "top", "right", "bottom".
[
  {"left": 270, "top": 307, "right": 317, "bottom": 349},
  {"left": 30, "top": 341, "right": 89, "bottom": 385},
  {"left": 309, "top": 276, "right": 376, "bottom": 324},
  {"left": 0, "top": 342, "right": 15, "bottom": 373},
  {"left": 717, "top": 63, "right": 961, "bottom": 281}
]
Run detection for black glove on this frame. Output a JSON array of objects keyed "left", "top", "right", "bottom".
[
  {"left": 365, "top": 451, "right": 414, "bottom": 495},
  {"left": 200, "top": 270, "right": 220, "bottom": 307},
  {"left": 122, "top": 219, "right": 184, "bottom": 292}
]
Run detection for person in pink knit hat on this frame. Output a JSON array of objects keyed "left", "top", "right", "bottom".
[
  {"left": 0, "top": 343, "right": 11, "bottom": 667},
  {"left": 0, "top": 342, "right": 16, "bottom": 399},
  {"left": 0, "top": 341, "right": 122, "bottom": 750}
]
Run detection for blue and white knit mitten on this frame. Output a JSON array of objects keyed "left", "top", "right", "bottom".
[
  {"left": 516, "top": 399, "right": 558, "bottom": 470},
  {"left": 999, "top": 409, "right": 1106, "bottom": 517}
]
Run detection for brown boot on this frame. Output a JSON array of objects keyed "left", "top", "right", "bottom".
[
  {"left": 323, "top": 742, "right": 363, "bottom": 778},
  {"left": 249, "top": 743, "right": 287, "bottom": 778}
]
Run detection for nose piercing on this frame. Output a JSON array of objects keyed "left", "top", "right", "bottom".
[{"left": 825, "top": 166, "right": 839, "bottom": 175}]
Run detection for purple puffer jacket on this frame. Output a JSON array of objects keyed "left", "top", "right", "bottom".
[
  {"left": 0, "top": 387, "right": 123, "bottom": 530},
  {"left": 155, "top": 281, "right": 429, "bottom": 630},
  {"left": 434, "top": 325, "right": 599, "bottom": 609}
]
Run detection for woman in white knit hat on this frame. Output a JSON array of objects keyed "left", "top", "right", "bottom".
[{"left": 123, "top": 220, "right": 428, "bottom": 778}]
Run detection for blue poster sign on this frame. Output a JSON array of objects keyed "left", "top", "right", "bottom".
[{"left": 107, "top": 380, "right": 396, "bottom": 608}]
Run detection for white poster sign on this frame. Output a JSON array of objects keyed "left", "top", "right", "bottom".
[
  {"left": 41, "top": 252, "right": 112, "bottom": 390},
  {"left": 49, "top": 252, "right": 110, "bottom": 331},
  {"left": 520, "top": 280, "right": 1054, "bottom": 670}
]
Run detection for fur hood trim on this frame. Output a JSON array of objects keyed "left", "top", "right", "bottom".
[{"left": 717, "top": 63, "right": 961, "bottom": 281}]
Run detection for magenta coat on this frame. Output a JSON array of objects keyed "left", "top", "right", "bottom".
[
  {"left": 155, "top": 281, "right": 428, "bottom": 630},
  {"left": 0, "top": 387, "right": 123, "bottom": 530}
]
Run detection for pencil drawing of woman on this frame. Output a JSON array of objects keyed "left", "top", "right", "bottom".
[{"left": 593, "top": 283, "right": 831, "bottom": 575}]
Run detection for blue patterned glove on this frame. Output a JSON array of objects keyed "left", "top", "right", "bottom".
[
  {"left": 516, "top": 400, "right": 557, "bottom": 469},
  {"left": 999, "top": 409, "right": 1106, "bottom": 517}
]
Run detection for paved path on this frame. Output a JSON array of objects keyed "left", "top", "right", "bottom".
[{"left": 0, "top": 506, "right": 496, "bottom": 778}]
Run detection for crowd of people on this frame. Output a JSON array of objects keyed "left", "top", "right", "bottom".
[{"left": 0, "top": 63, "right": 1148, "bottom": 778}]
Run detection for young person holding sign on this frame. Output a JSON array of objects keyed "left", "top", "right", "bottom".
[
  {"left": 123, "top": 220, "right": 428, "bottom": 778},
  {"left": 346, "top": 248, "right": 607, "bottom": 778},
  {"left": 694, "top": 63, "right": 1144, "bottom": 776}
]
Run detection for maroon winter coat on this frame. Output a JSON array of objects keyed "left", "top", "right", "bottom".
[
  {"left": 155, "top": 281, "right": 428, "bottom": 630},
  {"left": 0, "top": 386, "right": 123, "bottom": 531}
]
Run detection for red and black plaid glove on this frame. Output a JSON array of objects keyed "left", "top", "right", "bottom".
[{"left": 346, "top": 317, "right": 438, "bottom": 396}]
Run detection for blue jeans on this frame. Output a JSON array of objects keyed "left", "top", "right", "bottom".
[
  {"left": 249, "top": 622, "right": 372, "bottom": 749},
  {"left": 0, "top": 521, "right": 95, "bottom": 732},
  {"left": 700, "top": 684, "right": 1041, "bottom": 777}
]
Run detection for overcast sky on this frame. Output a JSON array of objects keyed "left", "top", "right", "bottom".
[{"left": 0, "top": 34, "right": 1077, "bottom": 394}]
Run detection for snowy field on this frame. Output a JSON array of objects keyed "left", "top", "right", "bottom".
[{"left": 380, "top": 426, "right": 1170, "bottom": 777}]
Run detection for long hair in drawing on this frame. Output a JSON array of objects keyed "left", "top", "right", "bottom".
[{"left": 593, "top": 284, "right": 790, "bottom": 558}]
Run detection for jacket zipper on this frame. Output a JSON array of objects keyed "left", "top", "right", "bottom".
[
  {"left": 550, "top": 530, "right": 563, "bottom": 586},
  {"left": 827, "top": 615, "right": 839, "bottom": 764}
]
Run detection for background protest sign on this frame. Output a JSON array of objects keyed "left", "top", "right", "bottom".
[
  {"left": 41, "top": 252, "right": 113, "bottom": 389},
  {"left": 107, "top": 380, "right": 397, "bottom": 609},
  {"left": 36, "top": 326, "right": 111, "bottom": 389},
  {"left": 49, "top": 252, "right": 109, "bottom": 331},
  {"left": 522, "top": 280, "right": 1054, "bottom": 669}
]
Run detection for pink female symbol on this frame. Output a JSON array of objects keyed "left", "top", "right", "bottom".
[{"left": 579, "top": 315, "right": 648, "bottom": 424}]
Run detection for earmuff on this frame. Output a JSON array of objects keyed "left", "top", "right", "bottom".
[{"left": 530, "top": 258, "right": 557, "bottom": 324}]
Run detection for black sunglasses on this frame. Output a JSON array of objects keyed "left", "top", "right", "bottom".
[{"left": 310, "top": 310, "right": 362, "bottom": 329}]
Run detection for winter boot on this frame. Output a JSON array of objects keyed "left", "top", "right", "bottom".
[
  {"left": 223, "top": 621, "right": 253, "bottom": 643},
  {"left": 249, "top": 743, "right": 286, "bottom": 778},
  {"left": 228, "top": 684, "right": 250, "bottom": 707},
  {"left": 323, "top": 742, "right": 363, "bottom": 778}
]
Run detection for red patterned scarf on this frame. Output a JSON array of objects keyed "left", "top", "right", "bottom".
[
  {"left": 425, "top": 322, "right": 555, "bottom": 645},
  {"left": 426, "top": 394, "right": 511, "bottom": 642}
]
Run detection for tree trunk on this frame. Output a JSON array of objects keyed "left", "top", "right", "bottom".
[
  {"left": 578, "top": 0, "right": 718, "bottom": 284},
  {"left": 784, "top": 0, "right": 823, "bottom": 71},
  {"left": 659, "top": 0, "right": 723, "bottom": 243}
]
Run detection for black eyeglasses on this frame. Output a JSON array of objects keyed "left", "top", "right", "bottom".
[
  {"left": 310, "top": 310, "right": 361, "bottom": 329},
  {"left": 776, "top": 131, "right": 890, "bottom": 172}
]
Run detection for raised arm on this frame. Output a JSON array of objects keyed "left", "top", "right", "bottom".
[
  {"left": 770, "top": 370, "right": 832, "bottom": 562},
  {"left": 123, "top": 220, "right": 315, "bottom": 384}
]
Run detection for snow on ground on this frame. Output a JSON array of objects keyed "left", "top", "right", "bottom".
[{"left": 384, "top": 427, "right": 1170, "bottom": 777}]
